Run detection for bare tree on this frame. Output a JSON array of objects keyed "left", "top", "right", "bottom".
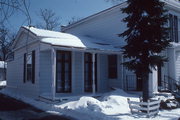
[
  {"left": 0, "top": 25, "right": 15, "bottom": 79},
  {"left": 0, "top": 0, "right": 31, "bottom": 80},
  {"left": 0, "top": 0, "right": 31, "bottom": 25},
  {"left": 36, "top": 9, "right": 61, "bottom": 31},
  {"left": 0, "top": 26, "right": 15, "bottom": 61}
]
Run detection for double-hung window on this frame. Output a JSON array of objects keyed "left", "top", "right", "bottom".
[
  {"left": 23, "top": 51, "right": 35, "bottom": 84},
  {"left": 169, "top": 14, "right": 179, "bottom": 43}
]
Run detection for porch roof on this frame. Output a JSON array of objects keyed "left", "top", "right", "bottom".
[{"left": 23, "top": 26, "right": 122, "bottom": 52}]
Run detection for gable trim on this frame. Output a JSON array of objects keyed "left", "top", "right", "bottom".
[{"left": 12, "top": 27, "right": 38, "bottom": 49}]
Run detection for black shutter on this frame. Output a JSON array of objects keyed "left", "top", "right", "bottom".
[
  {"left": 174, "top": 16, "right": 178, "bottom": 43},
  {"left": 32, "top": 50, "right": 35, "bottom": 84},
  {"left": 23, "top": 53, "right": 26, "bottom": 83},
  {"left": 169, "top": 14, "right": 174, "bottom": 42}
]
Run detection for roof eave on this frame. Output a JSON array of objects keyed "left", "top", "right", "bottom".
[{"left": 41, "top": 41, "right": 122, "bottom": 54}]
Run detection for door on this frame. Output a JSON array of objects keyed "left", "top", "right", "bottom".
[
  {"left": 56, "top": 51, "right": 71, "bottom": 93},
  {"left": 84, "top": 53, "right": 97, "bottom": 92}
]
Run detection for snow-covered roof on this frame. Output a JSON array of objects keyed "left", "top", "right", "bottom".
[
  {"left": 23, "top": 26, "right": 122, "bottom": 52},
  {"left": 0, "top": 61, "right": 7, "bottom": 68}
]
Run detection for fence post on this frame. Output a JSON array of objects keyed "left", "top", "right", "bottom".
[
  {"left": 157, "top": 98, "right": 160, "bottom": 114},
  {"left": 127, "top": 98, "right": 132, "bottom": 113},
  {"left": 147, "top": 99, "right": 150, "bottom": 118}
]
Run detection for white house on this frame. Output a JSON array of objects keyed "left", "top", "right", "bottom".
[{"left": 7, "top": 0, "right": 180, "bottom": 100}]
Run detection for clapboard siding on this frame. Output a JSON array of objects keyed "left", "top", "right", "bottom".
[
  {"left": 98, "top": 54, "right": 109, "bottom": 92},
  {"left": 7, "top": 42, "right": 40, "bottom": 98},
  {"left": 64, "top": 6, "right": 126, "bottom": 46},
  {"left": 14, "top": 32, "right": 37, "bottom": 49},
  {"left": 39, "top": 51, "right": 52, "bottom": 94},
  {"left": 176, "top": 51, "right": 180, "bottom": 81},
  {"left": 72, "top": 51, "right": 84, "bottom": 94}
]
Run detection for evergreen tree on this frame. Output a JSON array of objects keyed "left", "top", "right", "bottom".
[{"left": 120, "top": 0, "right": 170, "bottom": 101}]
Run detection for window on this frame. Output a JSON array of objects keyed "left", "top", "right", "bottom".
[
  {"left": 169, "top": 14, "right": 179, "bottom": 43},
  {"left": 169, "top": 14, "right": 174, "bottom": 41},
  {"left": 56, "top": 51, "right": 71, "bottom": 93},
  {"left": 108, "top": 55, "right": 117, "bottom": 79},
  {"left": 84, "top": 53, "right": 92, "bottom": 92},
  {"left": 84, "top": 53, "right": 97, "bottom": 92},
  {"left": 27, "top": 53, "right": 32, "bottom": 81},
  {"left": 174, "top": 16, "right": 178, "bottom": 43},
  {"left": 23, "top": 51, "right": 35, "bottom": 84}
]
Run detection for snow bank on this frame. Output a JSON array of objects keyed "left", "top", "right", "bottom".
[{"left": 56, "top": 89, "right": 139, "bottom": 119}]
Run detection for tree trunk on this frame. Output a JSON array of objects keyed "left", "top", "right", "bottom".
[{"left": 142, "top": 72, "right": 149, "bottom": 102}]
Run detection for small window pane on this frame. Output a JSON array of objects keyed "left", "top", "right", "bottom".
[{"left": 65, "top": 53, "right": 70, "bottom": 61}]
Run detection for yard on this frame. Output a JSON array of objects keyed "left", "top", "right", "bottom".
[
  {"left": 1, "top": 88, "right": 180, "bottom": 120},
  {"left": 0, "top": 93, "right": 73, "bottom": 120}
]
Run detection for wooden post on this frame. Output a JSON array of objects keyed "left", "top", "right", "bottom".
[
  {"left": 51, "top": 48, "right": 56, "bottom": 101},
  {"left": 127, "top": 98, "right": 132, "bottom": 113},
  {"left": 147, "top": 99, "right": 150, "bottom": 118},
  {"left": 157, "top": 98, "right": 160, "bottom": 114},
  {"left": 92, "top": 53, "right": 96, "bottom": 94}
]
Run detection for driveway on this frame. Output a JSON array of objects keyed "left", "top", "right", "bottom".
[{"left": 0, "top": 93, "right": 74, "bottom": 120}]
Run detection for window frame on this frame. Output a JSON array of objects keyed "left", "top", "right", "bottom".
[
  {"left": 169, "top": 14, "right": 179, "bottom": 43},
  {"left": 23, "top": 50, "right": 35, "bottom": 84},
  {"left": 26, "top": 52, "right": 33, "bottom": 82}
]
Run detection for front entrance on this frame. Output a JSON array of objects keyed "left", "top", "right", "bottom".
[
  {"left": 84, "top": 53, "right": 97, "bottom": 92},
  {"left": 56, "top": 51, "right": 71, "bottom": 93}
]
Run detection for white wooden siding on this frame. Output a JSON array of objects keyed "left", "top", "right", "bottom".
[
  {"left": 98, "top": 54, "right": 109, "bottom": 92},
  {"left": 39, "top": 51, "right": 52, "bottom": 94},
  {"left": 7, "top": 42, "right": 40, "bottom": 98},
  {"left": 167, "top": 48, "right": 176, "bottom": 80},
  {"left": 14, "top": 32, "right": 37, "bottom": 50},
  {"left": 64, "top": 7, "right": 126, "bottom": 46},
  {"left": 72, "top": 51, "right": 84, "bottom": 94},
  {"left": 176, "top": 51, "right": 180, "bottom": 81}
]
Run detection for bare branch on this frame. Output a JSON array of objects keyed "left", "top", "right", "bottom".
[
  {"left": 36, "top": 9, "right": 61, "bottom": 31},
  {"left": 0, "top": 0, "right": 31, "bottom": 26}
]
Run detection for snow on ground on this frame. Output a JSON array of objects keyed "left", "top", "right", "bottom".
[
  {"left": 0, "top": 89, "right": 180, "bottom": 120},
  {"left": 0, "top": 80, "right": 6, "bottom": 86}
]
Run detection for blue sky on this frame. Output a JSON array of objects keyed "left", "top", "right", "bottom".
[{"left": 6, "top": 0, "right": 113, "bottom": 32}]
